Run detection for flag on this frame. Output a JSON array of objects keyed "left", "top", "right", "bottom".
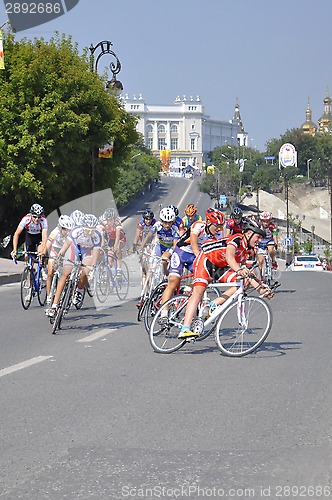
[{"left": 0, "top": 30, "right": 5, "bottom": 70}]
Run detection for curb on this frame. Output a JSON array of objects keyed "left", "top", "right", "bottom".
[{"left": 0, "top": 273, "right": 22, "bottom": 285}]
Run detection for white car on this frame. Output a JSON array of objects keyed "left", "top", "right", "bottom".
[{"left": 288, "top": 254, "right": 324, "bottom": 271}]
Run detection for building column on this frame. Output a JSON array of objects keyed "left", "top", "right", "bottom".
[{"left": 153, "top": 121, "right": 158, "bottom": 150}]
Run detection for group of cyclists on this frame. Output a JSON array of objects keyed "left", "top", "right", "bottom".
[
  {"left": 133, "top": 203, "right": 278, "bottom": 339},
  {"left": 10, "top": 204, "right": 126, "bottom": 318},
  {"left": 10, "top": 199, "right": 278, "bottom": 340}
]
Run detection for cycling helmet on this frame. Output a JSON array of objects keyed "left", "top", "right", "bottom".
[
  {"left": 82, "top": 213, "right": 99, "bottom": 228},
  {"left": 243, "top": 220, "right": 266, "bottom": 237},
  {"left": 259, "top": 211, "right": 272, "bottom": 221},
  {"left": 167, "top": 204, "right": 179, "bottom": 217},
  {"left": 103, "top": 207, "right": 117, "bottom": 220},
  {"left": 205, "top": 208, "right": 225, "bottom": 225},
  {"left": 70, "top": 210, "right": 84, "bottom": 226},
  {"left": 30, "top": 203, "right": 44, "bottom": 216},
  {"left": 184, "top": 204, "right": 197, "bottom": 217},
  {"left": 232, "top": 207, "right": 243, "bottom": 219},
  {"left": 58, "top": 215, "right": 74, "bottom": 230},
  {"left": 160, "top": 207, "right": 176, "bottom": 222},
  {"left": 143, "top": 209, "right": 154, "bottom": 220}
]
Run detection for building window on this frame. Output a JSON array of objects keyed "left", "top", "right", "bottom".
[
  {"left": 146, "top": 124, "right": 153, "bottom": 133},
  {"left": 170, "top": 138, "right": 178, "bottom": 150},
  {"left": 158, "top": 124, "right": 166, "bottom": 133},
  {"left": 190, "top": 138, "right": 196, "bottom": 151},
  {"left": 170, "top": 124, "right": 178, "bottom": 133},
  {"left": 147, "top": 138, "right": 153, "bottom": 149},
  {"left": 158, "top": 138, "right": 166, "bottom": 150}
]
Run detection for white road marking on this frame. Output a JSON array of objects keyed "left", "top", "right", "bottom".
[
  {"left": 0, "top": 356, "right": 53, "bottom": 378},
  {"left": 77, "top": 328, "right": 117, "bottom": 343}
]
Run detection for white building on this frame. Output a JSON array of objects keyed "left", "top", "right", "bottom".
[{"left": 123, "top": 94, "right": 248, "bottom": 171}]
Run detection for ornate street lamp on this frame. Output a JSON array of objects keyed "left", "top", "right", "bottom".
[
  {"left": 89, "top": 40, "right": 123, "bottom": 92},
  {"left": 89, "top": 40, "right": 123, "bottom": 195}
]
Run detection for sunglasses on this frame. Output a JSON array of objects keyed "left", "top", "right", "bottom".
[
  {"left": 211, "top": 223, "right": 223, "bottom": 230},
  {"left": 32, "top": 215, "right": 42, "bottom": 219}
]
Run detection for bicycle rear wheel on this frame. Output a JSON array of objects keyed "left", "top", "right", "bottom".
[
  {"left": 95, "top": 263, "right": 110, "bottom": 303},
  {"left": 20, "top": 267, "right": 33, "bottom": 310},
  {"left": 115, "top": 261, "right": 130, "bottom": 300},
  {"left": 149, "top": 295, "right": 189, "bottom": 353},
  {"left": 215, "top": 296, "right": 272, "bottom": 357}
]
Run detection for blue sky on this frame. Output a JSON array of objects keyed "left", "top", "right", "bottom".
[{"left": 1, "top": 0, "right": 332, "bottom": 151}]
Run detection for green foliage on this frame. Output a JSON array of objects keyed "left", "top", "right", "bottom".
[{"left": 0, "top": 32, "right": 139, "bottom": 239}]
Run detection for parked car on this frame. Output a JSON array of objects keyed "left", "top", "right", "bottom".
[{"left": 288, "top": 254, "right": 324, "bottom": 271}]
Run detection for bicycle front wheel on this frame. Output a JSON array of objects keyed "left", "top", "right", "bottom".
[
  {"left": 215, "top": 296, "right": 272, "bottom": 357},
  {"left": 95, "top": 263, "right": 110, "bottom": 303},
  {"left": 20, "top": 267, "right": 33, "bottom": 310},
  {"left": 144, "top": 280, "right": 168, "bottom": 332},
  {"left": 149, "top": 295, "right": 189, "bottom": 354},
  {"left": 37, "top": 272, "right": 47, "bottom": 306}
]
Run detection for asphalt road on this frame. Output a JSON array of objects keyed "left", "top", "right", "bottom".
[{"left": 1, "top": 178, "right": 332, "bottom": 499}]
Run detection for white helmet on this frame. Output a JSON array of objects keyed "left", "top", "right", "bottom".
[
  {"left": 160, "top": 207, "right": 176, "bottom": 222},
  {"left": 70, "top": 210, "right": 84, "bottom": 226},
  {"left": 259, "top": 211, "right": 272, "bottom": 221},
  {"left": 58, "top": 215, "right": 74, "bottom": 230},
  {"left": 82, "top": 213, "right": 99, "bottom": 228}
]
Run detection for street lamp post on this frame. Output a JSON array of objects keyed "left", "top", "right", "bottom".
[
  {"left": 89, "top": 40, "right": 123, "bottom": 195},
  {"left": 307, "top": 158, "right": 312, "bottom": 181}
]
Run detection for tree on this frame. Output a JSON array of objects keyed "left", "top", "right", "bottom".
[{"left": 0, "top": 32, "right": 139, "bottom": 240}]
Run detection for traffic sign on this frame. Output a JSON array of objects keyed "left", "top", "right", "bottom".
[{"left": 284, "top": 237, "right": 292, "bottom": 246}]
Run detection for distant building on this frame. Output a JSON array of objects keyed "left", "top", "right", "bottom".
[
  {"left": 123, "top": 94, "right": 248, "bottom": 170},
  {"left": 300, "top": 98, "right": 317, "bottom": 136},
  {"left": 300, "top": 90, "right": 332, "bottom": 136}
]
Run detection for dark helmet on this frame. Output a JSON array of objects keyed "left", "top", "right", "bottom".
[
  {"left": 232, "top": 207, "right": 243, "bottom": 218},
  {"left": 143, "top": 209, "right": 154, "bottom": 220},
  {"left": 243, "top": 220, "right": 266, "bottom": 237},
  {"left": 30, "top": 203, "right": 44, "bottom": 216}
]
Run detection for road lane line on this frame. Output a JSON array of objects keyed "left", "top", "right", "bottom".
[
  {"left": 77, "top": 328, "right": 117, "bottom": 343},
  {"left": 0, "top": 356, "right": 53, "bottom": 378}
]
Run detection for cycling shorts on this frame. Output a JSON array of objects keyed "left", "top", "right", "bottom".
[
  {"left": 168, "top": 246, "right": 195, "bottom": 278},
  {"left": 192, "top": 252, "right": 238, "bottom": 287},
  {"left": 24, "top": 233, "right": 42, "bottom": 253},
  {"left": 257, "top": 240, "right": 275, "bottom": 255}
]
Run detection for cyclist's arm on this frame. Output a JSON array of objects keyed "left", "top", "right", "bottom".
[
  {"left": 225, "top": 245, "right": 247, "bottom": 277},
  {"left": 190, "top": 231, "right": 200, "bottom": 256},
  {"left": 11, "top": 225, "right": 24, "bottom": 257},
  {"left": 39, "top": 227, "right": 48, "bottom": 255}
]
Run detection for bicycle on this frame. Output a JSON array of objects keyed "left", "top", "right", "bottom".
[
  {"left": 50, "top": 258, "right": 86, "bottom": 334},
  {"left": 149, "top": 273, "right": 274, "bottom": 356},
  {"left": 94, "top": 247, "right": 130, "bottom": 303},
  {"left": 137, "top": 252, "right": 167, "bottom": 322},
  {"left": 14, "top": 251, "right": 47, "bottom": 310},
  {"left": 260, "top": 245, "right": 281, "bottom": 288}
]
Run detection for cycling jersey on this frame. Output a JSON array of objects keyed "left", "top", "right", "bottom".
[
  {"left": 99, "top": 218, "right": 126, "bottom": 247},
  {"left": 173, "top": 216, "right": 185, "bottom": 233},
  {"left": 225, "top": 217, "right": 244, "bottom": 235},
  {"left": 147, "top": 221, "right": 180, "bottom": 255},
  {"left": 47, "top": 227, "right": 67, "bottom": 259},
  {"left": 19, "top": 214, "right": 48, "bottom": 234},
  {"left": 177, "top": 220, "right": 223, "bottom": 254},
  {"left": 182, "top": 214, "right": 202, "bottom": 228},
  {"left": 192, "top": 233, "right": 253, "bottom": 286},
  {"left": 258, "top": 221, "right": 278, "bottom": 248},
  {"left": 67, "top": 227, "right": 102, "bottom": 260},
  {"left": 136, "top": 218, "right": 157, "bottom": 243}
]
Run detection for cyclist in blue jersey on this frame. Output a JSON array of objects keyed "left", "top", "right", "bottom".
[
  {"left": 141, "top": 206, "right": 180, "bottom": 276},
  {"left": 182, "top": 204, "right": 202, "bottom": 228}
]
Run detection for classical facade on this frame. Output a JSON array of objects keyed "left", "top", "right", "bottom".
[{"left": 123, "top": 94, "right": 248, "bottom": 170}]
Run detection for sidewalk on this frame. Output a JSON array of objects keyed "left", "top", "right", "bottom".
[{"left": 0, "top": 257, "right": 25, "bottom": 285}]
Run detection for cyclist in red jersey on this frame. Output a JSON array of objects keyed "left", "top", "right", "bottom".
[
  {"left": 225, "top": 207, "right": 245, "bottom": 236},
  {"left": 178, "top": 220, "right": 272, "bottom": 339}
]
